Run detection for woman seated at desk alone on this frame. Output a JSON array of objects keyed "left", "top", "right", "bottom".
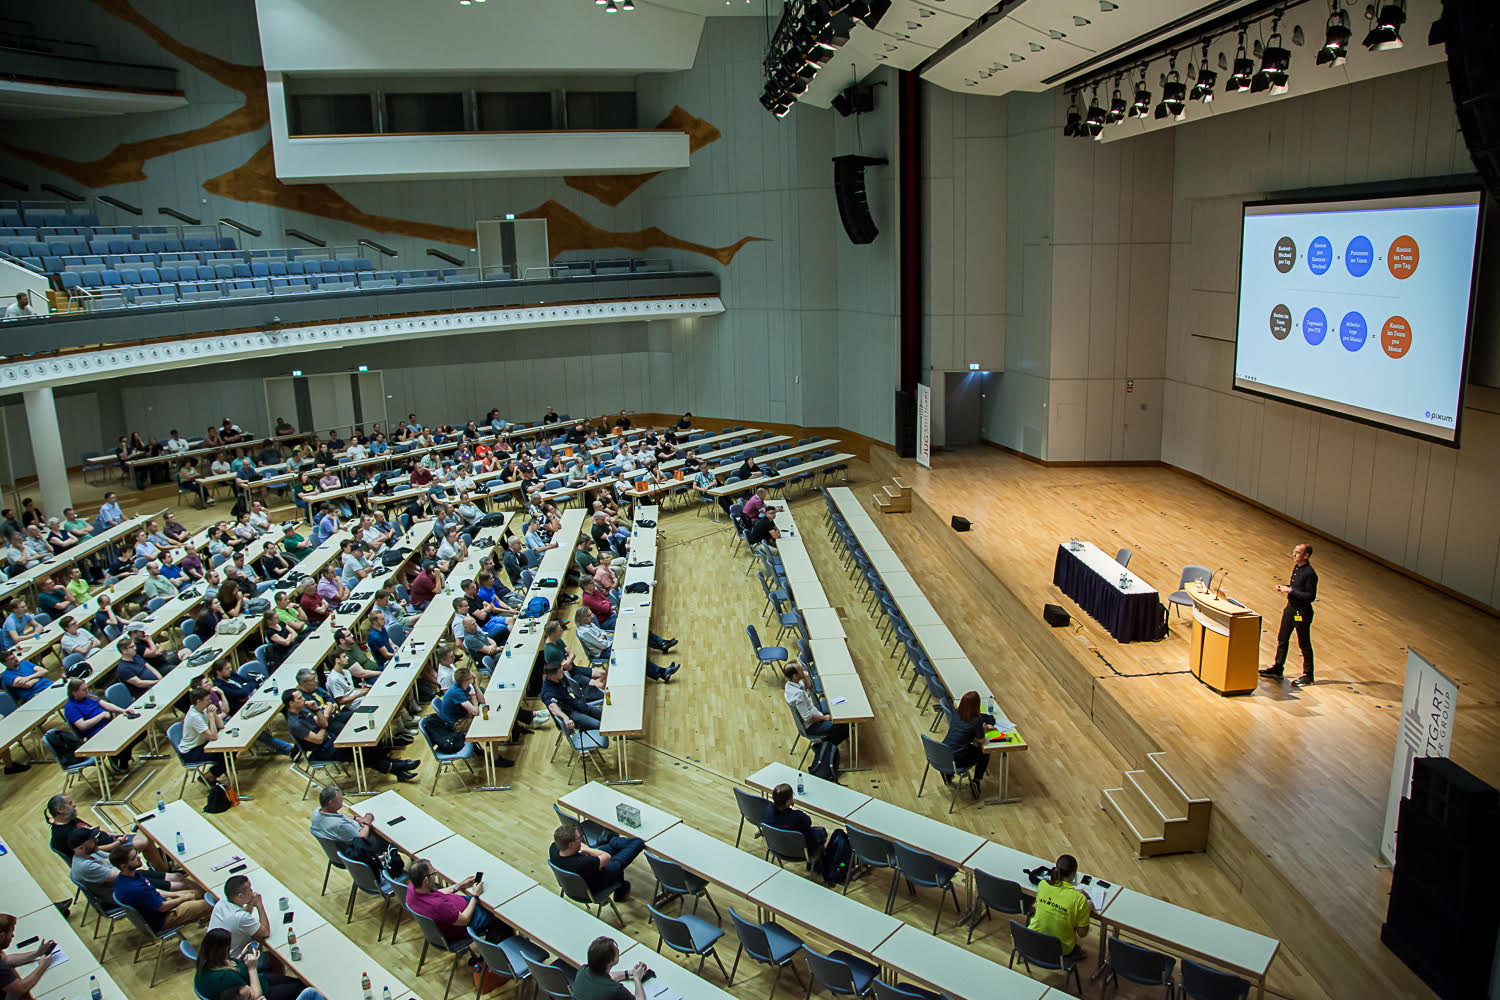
[{"left": 942, "top": 690, "right": 995, "bottom": 798}]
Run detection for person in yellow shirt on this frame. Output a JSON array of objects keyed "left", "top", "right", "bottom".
[{"left": 1028, "top": 854, "right": 1092, "bottom": 958}]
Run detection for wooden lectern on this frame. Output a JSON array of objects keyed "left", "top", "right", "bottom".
[{"left": 1187, "top": 582, "right": 1261, "bottom": 695}]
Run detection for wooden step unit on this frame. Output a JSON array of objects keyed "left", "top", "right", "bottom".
[
  {"left": 1100, "top": 752, "right": 1212, "bottom": 858},
  {"left": 872, "top": 476, "right": 912, "bottom": 514}
]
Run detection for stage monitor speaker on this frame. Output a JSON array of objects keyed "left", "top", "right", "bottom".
[
  {"left": 1440, "top": 0, "right": 1500, "bottom": 199},
  {"left": 833, "top": 154, "right": 887, "bottom": 245},
  {"left": 951, "top": 516, "right": 971, "bottom": 532},
  {"left": 1043, "top": 604, "right": 1070, "bottom": 627}
]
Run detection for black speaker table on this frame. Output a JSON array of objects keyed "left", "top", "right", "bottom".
[{"left": 1052, "top": 540, "right": 1162, "bottom": 643}]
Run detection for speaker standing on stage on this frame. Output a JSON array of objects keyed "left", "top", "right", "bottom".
[{"left": 1260, "top": 542, "right": 1317, "bottom": 687}]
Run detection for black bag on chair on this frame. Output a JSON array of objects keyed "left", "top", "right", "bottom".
[{"left": 810, "top": 741, "right": 840, "bottom": 782}]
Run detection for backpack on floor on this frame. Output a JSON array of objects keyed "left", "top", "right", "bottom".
[
  {"left": 820, "top": 828, "right": 851, "bottom": 886},
  {"left": 810, "top": 740, "right": 839, "bottom": 782}
]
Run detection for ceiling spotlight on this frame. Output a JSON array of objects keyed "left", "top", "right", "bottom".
[
  {"left": 1074, "top": 16, "right": 1092, "bottom": 27},
  {"left": 1156, "top": 58, "right": 1187, "bottom": 120},
  {"left": 1252, "top": 22, "right": 1291, "bottom": 94},
  {"left": 1128, "top": 71, "right": 1152, "bottom": 118},
  {"left": 1085, "top": 91, "right": 1106, "bottom": 138},
  {"left": 847, "top": 0, "right": 891, "bottom": 30},
  {"left": 1318, "top": 5, "right": 1352, "bottom": 65},
  {"left": 1063, "top": 94, "right": 1083, "bottom": 137},
  {"left": 1225, "top": 30, "right": 1254, "bottom": 91},
  {"left": 1190, "top": 41, "right": 1217, "bottom": 101},
  {"left": 604, "top": 0, "right": 618, "bottom": 11},
  {"left": 1364, "top": 2, "right": 1405, "bottom": 50},
  {"left": 621, "top": 0, "right": 634, "bottom": 8},
  {"left": 1106, "top": 81, "right": 1127, "bottom": 123},
  {"left": 1100, "top": 0, "right": 1118, "bottom": 10}
]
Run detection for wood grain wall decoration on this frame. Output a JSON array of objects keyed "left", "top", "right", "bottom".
[
  {"left": 564, "top": 106, "right": 721, "bottom": 207},
  {"left": 0, "top": 0, "right": 768, "bottom": 266}
]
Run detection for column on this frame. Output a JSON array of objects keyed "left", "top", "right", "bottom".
[{"left": 23, "top": 386, "right": 72, "bottom": 515}]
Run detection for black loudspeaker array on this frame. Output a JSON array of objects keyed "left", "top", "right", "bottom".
[
  {"left": 833, "top": 155, "right": 887, "bottom": 245},
  {"left": 1441, "top": 0, "right": 1500, "bottom": 200},
  {"left": 1381, "top": 756, "right": 1500, "bottom": 999}
]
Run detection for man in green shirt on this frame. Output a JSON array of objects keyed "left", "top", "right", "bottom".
[
  {"left": 572, "top": 936, "right": 646, "bottom": 1000},
  {"left": 1028, "top": 854, "right": 1092, "bottom": 958},
  {"left": 64, "top": 567, "right": 91, "bottom": 605},
  {"left": 574, "top": 536, "right": 599, "bottom": 575},
  {"left": 281, "top": 523, "right": 313, "bottom": 560},
  {"left": 61, "top": 508, "right": 92, "bottom": 540}
]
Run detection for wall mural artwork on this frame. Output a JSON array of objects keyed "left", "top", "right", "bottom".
[{"left": 0, "top": 0, "right": 767, "bottom": 265}]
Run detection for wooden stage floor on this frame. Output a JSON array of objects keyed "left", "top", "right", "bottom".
[{"left": 879, "top": 445, "right": 1500, "bottom": 999}]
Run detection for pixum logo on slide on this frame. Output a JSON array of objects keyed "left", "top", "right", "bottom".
[{"left": 1425, "top": 410, "right": 1454, "bottom": 424}]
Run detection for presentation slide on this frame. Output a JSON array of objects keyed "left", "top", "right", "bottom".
[{"left": 1233, "top": 189, "right": 1483, "bottom": 444}]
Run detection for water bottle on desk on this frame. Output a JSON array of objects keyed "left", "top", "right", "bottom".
[
  {"left": 382, "top": 989, "right": 392, "bottom": 1000},
  {"left": 89, "top": 976, "right": 102, "bottom": 1000},
  {"left": 361, "top": 972, "right": 372, "bottom": 1000},
  {"left": 796, "top": 772, "right": 805, "bottom": 795},
  {"left": 156, "top": 791, "right": 165, "bottom": 814},
  {"left": 175, "top": 831, "right": 185, "bottom": 854},
  {"left": 288, "top": 928, "right": 301, "bottom": 961}
]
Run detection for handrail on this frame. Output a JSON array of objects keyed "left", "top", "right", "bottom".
[
  {"left": 0, "top": 175, "right": 28, "bottom": 192},
  {"left": 39, "top": 183, "right": 83, "bottom": 202},
  {"left": 285, "top": 228, "right": 326, "bottom": 248},
  {"left": 426, "top": 248, "right": 463, "bottom": 266},
  {"left": 218, "top": 218, "right": 262, "bottom": 237},
  {"left": 158, "top": 206, "right": 200, "bottom": 225},
  {"left": 99, "top": 195, "right": 141, "bottom": 215},
  {"left": 358, "top": 238, "right": 397, "bottom": 259}
]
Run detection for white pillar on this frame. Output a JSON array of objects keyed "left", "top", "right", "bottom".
[{"left": 23, "top": 386, "right": 72, "bottom": 515}]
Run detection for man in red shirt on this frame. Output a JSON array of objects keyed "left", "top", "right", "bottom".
[
  {"left": 403, "top": 859, "right": 499, "bottom": 941},
  {"left": 408, "top": 560, "right": 441, "bottom": 611},
  {"left": 298, "top": 579, "right": 330, "bottom": 625},
  {"left": 578, "top": 578, "right": 614, "bottom": 628}
]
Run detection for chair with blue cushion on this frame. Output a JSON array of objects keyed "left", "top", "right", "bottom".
[
  {"left": 547, "top": 710, "right": 608, "bottom": 784},
  {"left": 967, "top": 869, "right": 1031, "bottom": 944},
  {"left": 404, "top": 898, "right": 472, "bottom": 1000},
  {"left": 467, "top": 925, "right": 547, "bottom": 1000},
  {"left": 104, "top": 682, "right": 134, "bottom": 709},
  {"left": 1180, "top": 958, "right": 1250, "bottom": 1000},
  {"left": 552, "top": 802, "right": 609, "bottom": 849},
  {"left": 802, "top": 945, "right": 879, "bottom": 999},
  {"left": 917, "top": 734, "right": 972, "bottom": 814},
  {"left": 1100, "top": 935, "right": 1176, "bottom": 998},
  {"left": 167, "top": 720, "right": 216, "bottom": 798},
  {"left": 549, "top": 858, "right": 624, "bottom": 926},
  {"left": 844, "top": 827, "right": 899, "bottom": 909},
  {"left": 645, "top": 850, "right": 720, "bottom": 919},
  {"left": 647, "top": 902, "right": 729, "bottom": 979},
  {"left": 759, "top": 823, "right": 818, "bottom": 872},
  {"left": 733, "top": 786, "right": 768, "bottom": 848},
  {"left": 1008, "top": 920, "right": 1084, "bottom": 995},
  {"left": 418, "top": 714, "right": 475, "bottom": 794},
  {"left": 889, "top": 842, "right": 962, "bottom": 934},
  {"left": 726, "top": 907, "right": 803, "bottom": 997},
  {"left": 72, "top": 873, "right": 128, "bottom": 960},
  {"left": 871, "top": 980, "right": 943, "bottom": 1000},
  {"left": 311, "top": 832, "right": 349, "bottom": 897},
  {"left": 522, "top": 957, "right": 576, "bottom": 1000},
  {"left": 339, "top": 848, "right": 402, "bottom": 941},
  {"left": 745, "top": 624, "right": 788, "bottom": 688},
  {"left": 113, "top": 891, "right": 187, "bottom": 986}
]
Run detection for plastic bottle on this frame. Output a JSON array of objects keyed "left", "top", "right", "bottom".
[
  {"left": 604, "top": 689, "right": 612, "bottom": 706},
  {"left": 288, "top": 928, "right": 300, "bottom": 961},
  {"left": 361, "top": 972, "right": 372, "bottom": 1000},
  {"left": 381, "top": 989, "right": 392, "bottom": 1000},
  {"left": 175, "top": 831, "right": 185, "bottom": 854},
  {"left": 481, "top": 704, "right": 489, "bottom": 721},
  {"left": 156, "top": 791, "right": 165, "bottom": 814},
  {"left": 89, "top": 976, "right": 102, "bottom": 1000},
  {"left": 796, "top": 771, "right": 805, "bottom": 795}
]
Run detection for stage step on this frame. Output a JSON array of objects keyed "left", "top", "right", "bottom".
[
  {"left": 1101, "top": 752, "right": 1212, "bottom": 858},
  {"left": 874, "top": 477, "right": 911, "bottom": 514}
]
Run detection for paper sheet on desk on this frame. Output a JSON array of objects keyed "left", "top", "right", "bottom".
[
  {"left": 1080, "top": 883, "right": 1108, "bottom": 909},
  {"left": 23, "top": 946, "right": 70, "bottom": 971},
  {"left": 642, "top": 979, "right": 682, "bottom": 1000}
]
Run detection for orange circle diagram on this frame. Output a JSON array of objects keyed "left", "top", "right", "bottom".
[
  {"left": 1388, "top": 235, "right": 1419, "bottom": 279},
  {"left": 1382, "top": 316, "right": 1412, "bottom": 359}
]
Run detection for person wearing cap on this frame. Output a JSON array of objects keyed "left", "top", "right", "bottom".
[
  {"left": 68, "top": 826, "right": 193, "bottom": 893},
  {"left": 127, "top": 621, "right": 177, "bottom": 669},
  {"left": 282, "top": 522, "right": 313, "bottom": 560},
  {"left": 340, "top": 540, "right": 373, "bottom": 582}
]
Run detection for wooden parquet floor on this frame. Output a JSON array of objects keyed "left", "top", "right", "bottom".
[{"left": 0, "top": 458, "right": 1344, "bottom": 1000}]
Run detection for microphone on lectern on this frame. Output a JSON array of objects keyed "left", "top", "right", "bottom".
[
  {"left": 1206, "top": 567, "right": 1223, "bottom": 591},
  {"left": 1215, "top": 571, "right": 1231, "bottom": 600}
]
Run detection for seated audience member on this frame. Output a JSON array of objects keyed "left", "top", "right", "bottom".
[
  {"left": 114, "top": 637, "right": 163, "bottom": 700},
  {"left": 298, "top": 579, "right": 331, "bottom": 626},
  {"left": 364, "top": 609, "right": 398, "bottom": 667},
  {"left": 282, "top": 523, "right": 314, "bottom": 560},
  {"left": 315, "top": 564, "right": 348, "bottom": 605},
  {"left": 63, "top": 567, "right": 91, "bottom": 606},
  {"left": 281, "top": 690, "right": 417, "bottom": 781},
  {"left": 63, "top": 677, "right": 138, "bottom": 771},
  {"left": 747, "top": 505, "right": 781, "bottom": 553},
  {"left": 47, "top": 793, "right": 162, "bottom": 865},
  {"left": 741, "top": 487, "right": 768, "bottom": 523},
  {"left": 501, "top": 537, "right": 530, "bottom": 588},
  {"left": 57, "top": 617, "right": 99, "bottom": 659},
  {"left": 457, "top": 616, "right": 502, "bottom": 666},
  {"left": 208, "top": 875, "right": 273, "bottom": 961},
  {"left": 408, "top": 560, "right": 441, "bottom": 611},
  {"left": 3, "top": 600, "right": 39, "bottom": 647},
  {"left": 436, "top": 665, "right": 483, "bottom": 728},
  {"left": 574, "top": 936, "right": 648, "bottom": 1000},
  {"left": 309, "top": 785, "right": 399, "bottom": 884},
  {"left": 1, "top": 649, "right": 51, "bottom": 704},
  {"left": 0, "top": 912, "right": 61, "bottom": 1000},
  {"left": 542, "top": 621, "right": 604, "bottom": 692},
  {"left": 550, "top": 822, "right": 644, "bottom": 901},
  {"left": 178, "top": 688, "right": 229, "bottom": 782},
  {"left": 541, "top": 661, "right": 603, "bottom": 732},
  {"left": 323, "top": 651, "right": 368, "bottom": 709},
  {"left": 782, "top": 663, "right": 848, "bottom": 745},
  {"left": 110, "top": 841, "right": 210, "bottom": 930},
  {"left": 142, "top": 560, "right": 177, "bottom": 602},
  {"left": 127, "top": 621, "right": 178, "bottom": 670},
  {"left": 572, "top": 608, "right": 678, "bottom": 682},
  {"left": 333, "top": 628, "right": 387, "bottom": 687},
  {"left": 35, "top": 577, "right": 75, "bottom": 619},
  {"left": 942, "top": 690, "right": 994, "bottom": 796},
  {"left": 404, "top": 859, "right": 500, "bottom": 941},
  {"left": 1028, "top": 854, "right": 1093, "bottom": 960},
  {"left": 763, "top": 782, "right": 827, "bottom": 854},
  {"left": 194, "top": 928, "right": 309, "bottom": 1000}
]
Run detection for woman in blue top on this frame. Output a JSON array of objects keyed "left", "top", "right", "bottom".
[{"left": 941, "top": 691, "right": 994, "bottom": 796}]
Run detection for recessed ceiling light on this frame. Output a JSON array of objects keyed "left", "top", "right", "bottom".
[
  {"left": 1029, "top": 41, "right": 1044, "bottom": 51},
  {"left": 1073, "top": 16, "right": 1091, "bottom": 27},
  {"left": 1100, "top": 1, "right": 1119, "bottom": 11}
]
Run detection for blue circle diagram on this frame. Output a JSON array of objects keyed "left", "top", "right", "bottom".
[
  {"left": 1303, "top": 307, "right": 1328, "bottom": 346},
  {"left": 1307, "top": 236, "right": 1333, "bottom": 275},
  {"left": 1345, "top": 235, "right": 1374, "bottom": 277},
  {"left": 1340, "top": 311, "right": 1368, "bottom": 352}
]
